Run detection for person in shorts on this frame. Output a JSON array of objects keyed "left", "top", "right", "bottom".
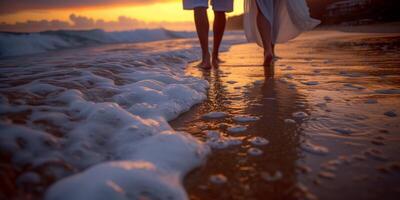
[{"left": 183, "top": 0, "right": 234, "bottom": 69}]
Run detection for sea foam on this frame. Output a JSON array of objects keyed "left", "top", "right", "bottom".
[{"left": 0, "top": 33, "right": 247, "bottom": 199}]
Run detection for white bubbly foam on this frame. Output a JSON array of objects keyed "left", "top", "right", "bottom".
[
  {"left": 0, "top": 33, "right": 246, "bottom": 199},
  {"left": 247, "top": 147, "right": 263, "bottom": 156},
  {"left": 204, "top": 130, "right": 243, "bottom": 149},
  {"left": 202, "top": 111, "right": 228, "bottom": 119},
  {"left": 227, "top": 125, "right": 247, "bottom": 133},
  {"left": 209, "top": 174, "right": 228, "bottom": 184},
  {"left": 249, "top": 137, "right": 269, "bottom": 146},
  {"left": 232, "top": 115, "right": 260, "bottom": 123}
]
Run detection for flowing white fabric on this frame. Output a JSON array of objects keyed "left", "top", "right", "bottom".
[{"left": 244, "top": 0, "right": 320, "bottom": 46}]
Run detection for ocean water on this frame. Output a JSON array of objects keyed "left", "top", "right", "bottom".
[
  {"left": 2, "top": 27, "right": 399, "bottom": 200},
  {"left": 0, "top": 29, "right": 196, "bottom": 57},
  {"left": 0, "top": 30, "right": 245, "bottom": 200}
]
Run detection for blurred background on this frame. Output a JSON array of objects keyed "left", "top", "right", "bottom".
[
  {"left": 0, "top": 0, "right": 399, "bottom": 33},
  {"left": 226, "top": 0, "right": 400, "bottom": 30}
]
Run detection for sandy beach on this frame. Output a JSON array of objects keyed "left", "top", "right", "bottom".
[
  {"left": 172, "top": 29, "right": 400, "bottom": 200},
  {"left": 1, "top": 0, "right": 399, "bottom": 199},
  {"left": 0, "top": 26, "right": 399, "bottom": 199}
]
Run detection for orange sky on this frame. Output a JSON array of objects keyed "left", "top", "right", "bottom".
[{"left": 0, "top": 0, "right": 245, "bottom": 31}]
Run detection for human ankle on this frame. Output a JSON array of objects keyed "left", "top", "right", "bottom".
[
  {"left": 202, "top": 57, "right": 210, "bottom": 63},
  {"left": 202, "top": 52, "right": 210, "bottom": 60},
  {"left": 264, "top": 50, "right": 273, "bottom": 57},
  {"left": 212, "top": 51, "right": 219, "bottom": 58}
]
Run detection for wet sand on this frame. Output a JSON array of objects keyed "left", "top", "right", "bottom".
[{"left": 171, "top": 30, "right": 400, "bottom": 200}]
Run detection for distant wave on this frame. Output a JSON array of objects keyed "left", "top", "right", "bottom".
[{"left": 0, "top": 29, "right": 196, "bottom": 57}]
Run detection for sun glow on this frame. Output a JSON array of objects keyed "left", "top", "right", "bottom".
[{"left": 0, "top": 0, "right": 244, "bottom": 30}]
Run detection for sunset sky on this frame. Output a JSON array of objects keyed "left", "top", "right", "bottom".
[{"left": 0, "top": 0, "right": 245, "bottom": 32}]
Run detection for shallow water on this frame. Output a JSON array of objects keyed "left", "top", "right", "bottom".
[
  {"left": 171, "top": 30, "right": 400, "bottom": 200},
  {"left": 0, "top": 34, "right": 243, "bottom": 200}
]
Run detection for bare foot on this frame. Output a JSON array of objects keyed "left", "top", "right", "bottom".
[
  {"left": 196, "top": 53, "right": 212, "bottom": 69},
  {"left": 273, "top": 55, "right": 281, "bottom": 60},
  {"left": 211, "top": 56, "right": 222, "bottom": 68},
  {"left": 196, "top": 60, "right": 212, "bottom": 69},
  {"left": 215, "top": 57, "right": 225, "bottom": 63}
]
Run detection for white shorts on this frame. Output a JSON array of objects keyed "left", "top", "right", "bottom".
[{"left": 183, "top": 0, "right": 234, "bottom": 12}]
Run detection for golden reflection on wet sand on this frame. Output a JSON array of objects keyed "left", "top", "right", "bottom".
[
  {"left": 172, "top": 30, "right": 400, "bottom": 200},
  {"left": 172, "top": 44, "right": 308, "bottom": 199}
]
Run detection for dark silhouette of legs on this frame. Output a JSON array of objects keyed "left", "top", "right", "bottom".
[
  {"left": 256, "top": 3, "right": 273, "bottom": 67},
  {"left": 194, "top": 7, "right": 211, "bottom": 69},
  {"left": 212, "top": 11, "right": 226, "bottom": 67}
]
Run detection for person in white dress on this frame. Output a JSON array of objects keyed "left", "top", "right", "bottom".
[{"left": 244, "top": 0, "right": 320, "bottom": 67}]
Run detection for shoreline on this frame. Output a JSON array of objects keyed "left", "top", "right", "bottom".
[{"left": 172, "top": 30, "right": 400, "bottom": 200}]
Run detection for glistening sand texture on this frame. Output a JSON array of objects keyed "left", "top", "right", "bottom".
[{"left": 172, "top": 31, "right": 400, "bottom": 200}]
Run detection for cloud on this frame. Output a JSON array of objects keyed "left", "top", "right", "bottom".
[
  {"left": 69, "top": 14, "right": 96, "bottom": 29},
  {"left": 0, "top": 20, "right": 70, "bottom": 32},
  {"left": 0, "top": 0, "right": 175, "bottom": 15},
  {"left": 67, "top": 14, "right": 147, "bottom": 30},
  {"left": 0, "top": 14, "right": 192, "bottom": 32}
]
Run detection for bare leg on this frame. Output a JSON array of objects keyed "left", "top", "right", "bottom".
[
  {"left": 194, "top": 7, "right": 211, "bottom": 69},
  {"left": 212, "top": 11, "right": 226, "bottom": 67},
  {"left": 272, "top": 44, "right": 276, "bottom": 58},
  {"left": 256, "top": 3, "right": 273, "bottom": 67}
]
